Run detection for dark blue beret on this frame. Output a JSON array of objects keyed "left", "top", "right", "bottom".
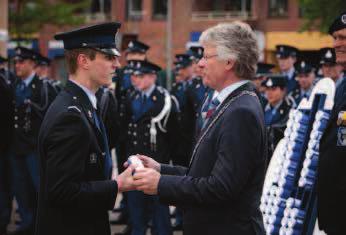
[
  {"left": 129, "top": 60, "right": 161, "bottom": 75},
  {"left": 54, "top": 22, "right": 121, "bottom": 56},
  {"left": 328, "top": 11, "right": 346, "bottom": 35},
  {"left": 263, "top": 74, "right": 287, "bottom": 88},
  {"left": 276, "top": 45, "right": 298, "bottom": 58},
  {"left": 126, "top": 40, "right": 149, "bottom": 54}
]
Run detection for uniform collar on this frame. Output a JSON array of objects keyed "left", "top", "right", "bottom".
[
  {"left": 265, "top": 99, "right": 283, "bottom": 111},
  {"left": 141, "top": 84, "right": 155, "bottom": 98},
  {"left": 69, "top": 79, "right": 97, "bottom": 109},
  {"left": 23, "top": 72, "right": 36, "bottom": 86},
  {"left": 282, "top": 67, "right": 295, "bottom": 79},
  {"left": 300, "top": 87, "right": 312, "bottom": 97}
]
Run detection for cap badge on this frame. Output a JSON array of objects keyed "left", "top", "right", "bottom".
[
  {"left": 342, "top": 14, "right": 346, "bottom": 24},
  {"left": 326, "top": 50, "right": 332, "bottom": 58},
  {"left": 128, "top": 41, "right": 134, "bottom": 48},
  {"left": 266, "top": 79, "right": 273, "bottom": 87}
]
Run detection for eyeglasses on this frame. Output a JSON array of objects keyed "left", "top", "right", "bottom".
[{"left": 202, "top": 54, "right": 218, "bottom": 61}]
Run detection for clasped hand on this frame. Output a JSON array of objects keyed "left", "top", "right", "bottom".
[{"left": 116, "top": 155, "right": 161, "bottom": 195}]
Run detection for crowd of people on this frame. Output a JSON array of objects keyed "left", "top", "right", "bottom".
[{"left": 0, "top": 11, "right": 345, "bottom": 235}]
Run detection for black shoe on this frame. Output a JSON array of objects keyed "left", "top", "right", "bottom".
[
  {"left": 110, "top": 213, "right": 128, "bottom": 225},
  {"left": 113, "top": 226, "right": 131, "bottom": 235}
]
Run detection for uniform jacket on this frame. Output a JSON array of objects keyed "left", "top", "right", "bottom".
[
  {"left": 35, "top": 81, "right": 118, "bottom": 235},
  {"left": 318, "top": 77, "right": 346, "bottom": 234},
  {"left": 264, "top": 98, "right": 292, "bottom": 159},
  {"left": 158, "top": 82, "right": 267, "bottom": 235},
  {"left": 12, "top": 74, "right": 56, "bottom": 155},
  {"left": 123, "top": 86, "right": 179, "bottom": 164}
]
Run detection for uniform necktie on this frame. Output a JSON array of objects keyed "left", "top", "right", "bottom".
[
  {"left": 264, "top": 106, "right": 277, "bottom": 126},
  {"left": 93, "top": 110, "right": 112, "bottom": 179},
  {"left": 15, "top": 81, "right": 27, "bottom": 107}
]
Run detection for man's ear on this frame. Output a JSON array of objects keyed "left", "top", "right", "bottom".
[
  {"left": 225, "top": 60, "right": 235, "bottom": 71},
  {"left": 77, "top": 54, "right": 91, "bottom": 70}
]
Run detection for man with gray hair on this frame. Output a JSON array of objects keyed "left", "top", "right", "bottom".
[{"left": 131, "top": 22, "right": 267, "bottom": 235}]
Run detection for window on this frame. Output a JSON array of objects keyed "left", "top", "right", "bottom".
[
  {"left": 268, "top": 0, "right": 288, "bottom": 18},
  {"left": 152, "top": 0, "right": 167, "bottom": 20},
  {"left": 90, "top": 0, "right": 111, "bottom": 14},
  {"left": 192, "top": 0, "right": 251, "bottom": 12},
  {"left": 126, "top": 0, "right": 142, "bottom": 21}
]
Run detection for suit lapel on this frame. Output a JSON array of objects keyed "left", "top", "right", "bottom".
[{"left": 188, "top": 83, "right": 258, "bottom": 170}]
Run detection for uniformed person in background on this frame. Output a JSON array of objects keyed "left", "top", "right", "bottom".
[
  {"left": 111, "top": 41, "right": 149, "bottom": 233},
  {"left": 35, "top": 54, "right": 63, "bottom": 93},
  {"left": 253, "top": 62, "right": 275, "bottom": 108},
  {"left": 5, "top": 47, "right": 56, "bottom": 235},
  {"left": 185, "top": 46, "right": 208, "bottom": 127},
  {"left": 123, "top": 60, "right": 176, "bottom": 235},
  {"left": 113, "top": 40, "right": 149, "bottom": 178},
  {"left": 170, "top": 54, "right": 193, "bottom": 166},
  {"left": 35, "top": 22, "right": 135, "bottom": 235},
  {"left": 317, "top": 11, "right": 346, "bottom": 235},
  {"left": 263, "top": 74, "right": 292, "bottom": 159},
  {"left": 288, "top": 60, "right": 316, "bottom": 106},
  {"left": 275, "top": 44, "right": 300, "bottom": 94},
  {"left": 319, "top": 47, "right": 345, "bottom": 89},
  {"left": 0, "top": 56, "right": 15, "bottom": 235}
]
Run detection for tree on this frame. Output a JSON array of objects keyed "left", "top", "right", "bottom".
[
  {"left": 9, "top": 0, "right": 89, "bottom": 39},
  {"left": 298, "top": 0, "right": 346, "bottom": 33}
]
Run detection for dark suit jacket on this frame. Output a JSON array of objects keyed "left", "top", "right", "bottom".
[
  {"left": 158, "top": 82, "right": 267, "bottom": 235},
  {"left": 35, "top": 81, "right": 118, "bottom": 235},
  {"left": 318, "top": 77, "right": 346, "bottom": 234}
]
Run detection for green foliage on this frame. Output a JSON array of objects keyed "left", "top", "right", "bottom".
[
  {"left": 9, "top": 0, "right": 90, "bottom": 38},
  {"left": 298, "top": 0, "right": 346, "bottom": 33}
]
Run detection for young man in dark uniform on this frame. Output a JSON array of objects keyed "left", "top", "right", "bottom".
[
  {"left": 276, "top": 44, "right": 300, "bottom": 94},
  {"left": 123, "top": 60, "right": 177, "bottom": 235},
  {"left": 7, "top": 47, "right": 56, "bottom": 235},
  {"left": 35, "top": 22, "right": 134, "bottom": 235}
]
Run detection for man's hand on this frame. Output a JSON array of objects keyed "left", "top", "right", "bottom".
[
  {"left": 116, "top": 166, "right": 135, "bottom": 193},
  {"left": 133, "top": 168, "right": 161, "bottom": 195},
  {"left": 136, "top": 155, "right": 161, "bottom": 172}
]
